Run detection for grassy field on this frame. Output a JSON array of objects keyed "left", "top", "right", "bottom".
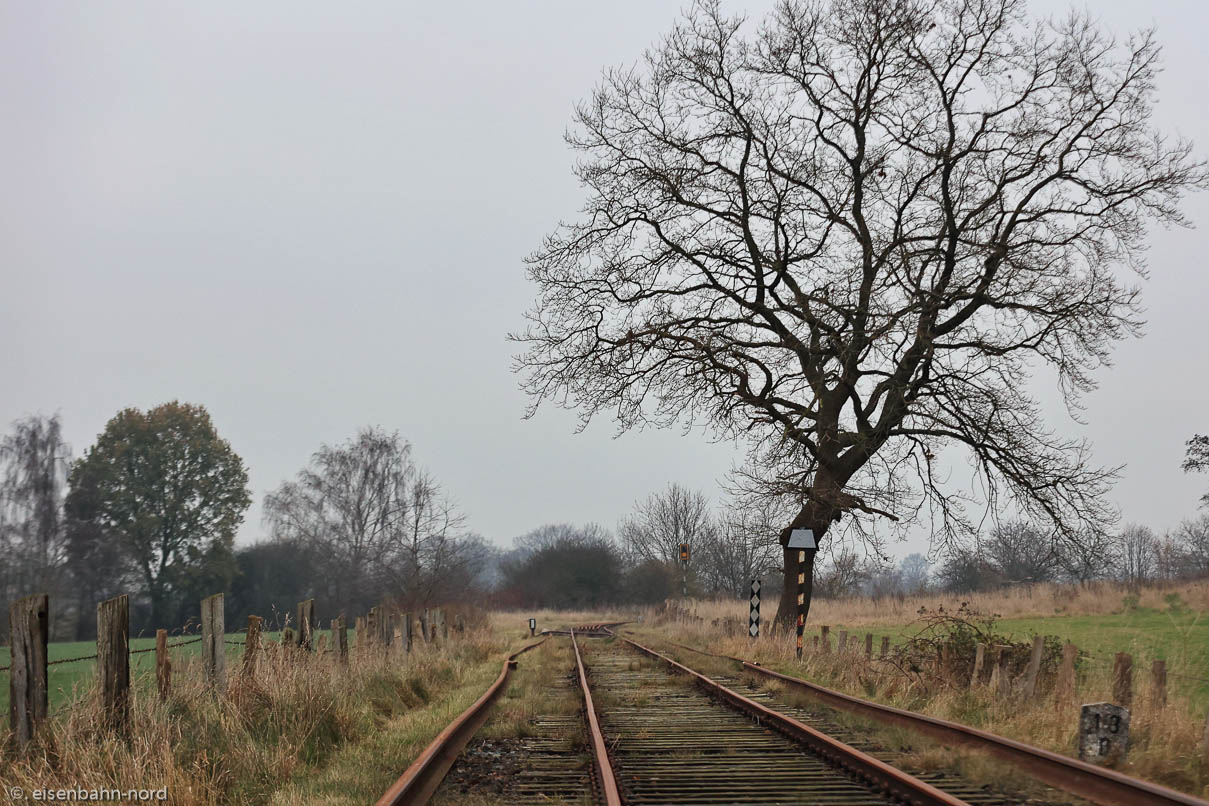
[
  {"left": 0, "top": 629, "right": 340, "bottom": 717},
  {"left": 817, "top": 603, "right": 1209, "bottom": 704}
]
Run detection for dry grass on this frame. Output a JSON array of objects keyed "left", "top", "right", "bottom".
[
  {"left": 0, "top": 625, "right": 514, "bottom": 805},
  {"left": 631, "top": 587, "right": 1209, "bottom": 800},
  {"left": 682, "top": 577, "right": 1209, "bottom": 626},
  {"left": 0, "top": 608, "right": 621, "bottom": 805}
]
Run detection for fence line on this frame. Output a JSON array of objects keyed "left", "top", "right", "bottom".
[{"left": 4, "top": 592, "right": 458, "bottom": 748}]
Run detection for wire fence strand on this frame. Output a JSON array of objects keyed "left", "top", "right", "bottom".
[{"left": 0, "top": 635, "right": 211, "bottom": 672}]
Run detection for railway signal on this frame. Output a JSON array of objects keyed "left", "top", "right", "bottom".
[{"left": 678, "top": 542, "right": 690, "bottom": 598}]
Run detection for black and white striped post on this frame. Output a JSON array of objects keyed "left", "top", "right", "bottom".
[
  {"left": 788, "top": 529, "right": 816, "bottom": 660},
  {"left": 748, "top": 580, "right": 760, "bottom": 639}
]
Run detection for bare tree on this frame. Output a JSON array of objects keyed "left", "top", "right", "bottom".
[
  {"left": 984, "top": 521, "right": 1060, "bottom": 584},
  {"left": 389, "top": 469, "right": 469, "bottom": 609},
  {"left": 899, "top": 553, "right": 930, "bottom": 593},
  {"left": 1155, "top": 515, "right": 1209, "bottom": 580},
  {"left": 513, "top": 0, "right": 1205, "bottom": 626},
  {"left": 699, "top": 498, "right": 783, "bottom": 597},
  {"left": 619, "top": 483, "right": 717, "bottom": 565},
  {"left": 814, "top": 546, "right": 869, "bottom": 598},
  {"left": 0, "top": 414, "right": 72, "bottom": 637},
  {"left": 1057, "top": 527, "right": 1118, "bottom": 583},
  {"left": 1117, "top": 523, "right": 1157, "bottom": 587},
  {"left": 264, "top": 427, "right": 467, "bottom": 615}
]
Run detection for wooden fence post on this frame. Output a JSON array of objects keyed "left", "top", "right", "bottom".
[
  {"left": 355, "top": 616, "right": 366, "bottom": 657},
  {"left": 333, "top": 616, "right": 348, "bottom": 664},
  {"left": 1113, "top": 652, "right": 1133, "bottom": 706},
  {"left": 1151, "top": 659, "right": 1167, "bottom": 709},
  {"left": 201, "top": 593, "right": 226, "bottom": 693},
  {"left": 1055, "top": 642, "right": 1078, "bottom": 706},
  {"left": 420, "top": 609, "right": 430, "bottom": 644},
  {"left": 97, "top": 594, "right": 130, "bottom": 730},
  {"left": 297, "top": 599, "right": 315, "bottom": 651},
  {"left": 439, "top": 608, "right": 448, "bottom": 642},
  {"left": 402, "top": 613, "right": 413, "bottom": 653},
  {"left": 155, "top": 629, "right": 170, "bottom": 700},
  {"left": 812, "top": 635, "right": 819, "bottom": 649},
  {"left": 455, "top": 614, "right": 465, "bottom": 634},
  {"left": 1023, "top": 635, "right": 1045, "bottom": 698},
  {"left": 377, "top": 609, "right": 391, "bottom": 648},
  {"left": 820, "top": 625, "right": 830, "bottom": 653},
  {"left": 864, "top": 633, "right": 873, "bottom": 660},
  {"left": 971, "top": 643, "right": 986, "bottom": 687},
  {"left": 989, "top": 645, "right": 1009, "bottom": 698},
  {"left": 367, "top": 608, "right": 379, "bottom": 650},
  {"left": 880, "top": 636, "right": 890, "bottom": 658},
  {"left": 244, "top": 615, "right": 262, "bottom": 673},
  {"left": 8, "top": 593, "right": 49, "bottom": 747},
  {"left": 838, "top": 630, "right": 848, "bottom": 653}
]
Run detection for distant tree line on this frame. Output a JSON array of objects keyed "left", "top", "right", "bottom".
[
  {"left": 0, "top": 408, "right": 486, "bottom": 641},
  {"left": 5, "top": 407, "right": 1209, "bottom": 636},
  {"left": 493, "top": 483, "right": 785, "bottom": 609}
]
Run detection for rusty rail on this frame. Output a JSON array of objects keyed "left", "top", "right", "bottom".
[
  {"left": 742, "top": 661, "right": 1209, "bottom": 806},
  {"left": 646, "top": 633, "right": 1209, "bottom": 806},
  {"left": 615, "top": 632, "right": 970, "bottom": 806},
  {"left": 571, "top": 629, "right": 623, "bottom": 806},
  {"left": 375, "top": 638, "right": 547, "bottom": 806}
]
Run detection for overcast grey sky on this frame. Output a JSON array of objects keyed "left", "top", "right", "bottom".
[{"left": 2, "top": 1, "right": 1206, "bottom": 557}]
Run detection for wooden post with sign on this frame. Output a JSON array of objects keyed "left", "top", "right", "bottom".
[
  {"left": 529, "top": 617, "right": 536, "bottom": 637},
  {"left": 787, "top": 529, "right": 815, "bottom": 660}
]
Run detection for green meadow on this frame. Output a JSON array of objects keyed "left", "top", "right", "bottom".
[
  {"left": 825, "top": 599, "right": 1209, "bottom": 704},
  {"left": 0, "top": 629, "right": 348, "bottom": 717}
]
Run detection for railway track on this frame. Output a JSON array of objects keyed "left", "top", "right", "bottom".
[
  {"left": 381, "top": 627, "right": 1209, "bottom": 806},
  {"left": 579, "top": 633, "right": 972, "bottom": 805}
]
